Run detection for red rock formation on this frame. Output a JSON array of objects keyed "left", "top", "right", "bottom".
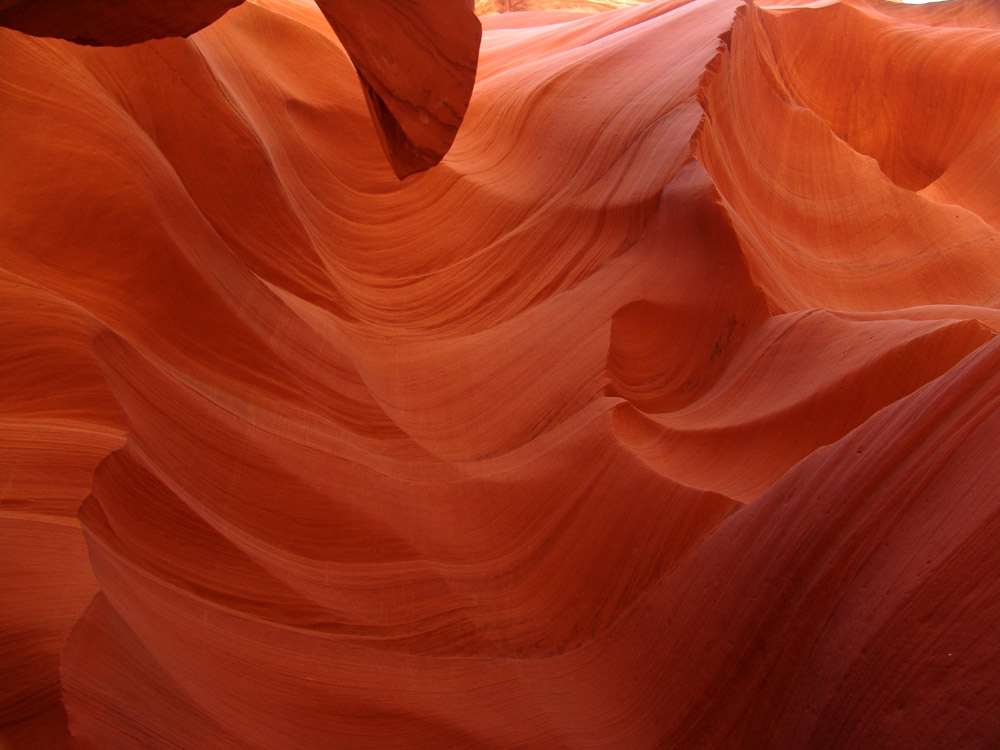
[
  {"left": 0, "top": 0, "right": 481, "bottom": 178},
  {"left": 0, "top": 0, "right": 242, "bottom": 44},
  {"left": 694, "top": 0, "right": 1000, "bottom": 313},
  {"left": 475, "top": 0, "right": 650, "bottom": 13},
  {"left": 313, "top": 0, "right": 481, "bottom": 177},
  {"left": 0, "top": 276, "right": 126, "bottom": 746},
  {"left": 2, "top": 0, "right": 999, "bottom": 747}
]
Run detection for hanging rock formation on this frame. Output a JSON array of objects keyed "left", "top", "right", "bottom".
[
  {"left": 0, "top": 0, "right": 243, "bottom": 44},
  {"left": 0, "top": 0, "right": 480, "bottom": 176},
  {"left": 312, "top": 0, "right": 481, "bottom": 177}
]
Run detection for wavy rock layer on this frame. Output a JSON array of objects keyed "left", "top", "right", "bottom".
[
  {"left": 695, "top": 0, "right": 1000, "bottom": 313},
  {"left": 475, "top": 0, "right": 651, "bottom": 13},
  {"left": 2, "top": 0, "right": 999, "bottom": 747},
  {"left": 312, "top": 0, "right": 481, "bottom": 177},
  {"left": 0, "top": 0, "right": 480, "bottom": 178}
]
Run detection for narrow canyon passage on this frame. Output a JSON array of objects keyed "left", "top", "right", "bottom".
[{"left": 1, "top": 0, "right": 998, "bottom": 747}]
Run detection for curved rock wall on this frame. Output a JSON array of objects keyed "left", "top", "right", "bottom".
[{"left": 2, "top": 0, "right": 999, "bottom": 747}]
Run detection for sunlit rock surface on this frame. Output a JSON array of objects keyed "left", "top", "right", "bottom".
[
  {"left": 2, "top": 0, "right": 999, "bottom": 747},
  {"left": 475, "top": 0, "right": 650, "bottom": 13}
]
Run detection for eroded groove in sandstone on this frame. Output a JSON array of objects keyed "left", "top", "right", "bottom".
[
  {"left": 2, "top": 0, "right": 999, "bottom": 747},
  {"left": 0, "top": 0, "right": 482, "bottom": 178}
]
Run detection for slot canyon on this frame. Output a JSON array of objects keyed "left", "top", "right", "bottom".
[{"left": 2, "top": 0, "right": 999, "bottom": 747}]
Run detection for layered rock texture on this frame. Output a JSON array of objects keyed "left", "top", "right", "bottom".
[
  {"left": 474, "top": 0, "right": 650, "bottom": 14},
  {"left": 2, "top": 0, "right": 999, "bottom": 747},
  {"left": 0, "top": 0, "right": 480, "bottom": 176}
]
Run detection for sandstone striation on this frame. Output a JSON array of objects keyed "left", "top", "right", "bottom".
[
  {"left": 0, "top": 0, "right": 481, "bottom": 177},
  {"left": 1, "top": 0, "right": 998, "bottom": 747}
]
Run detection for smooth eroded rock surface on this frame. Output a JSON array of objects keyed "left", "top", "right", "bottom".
[{"left": 2, "top": 0, "right": 999, "bottom": 747}]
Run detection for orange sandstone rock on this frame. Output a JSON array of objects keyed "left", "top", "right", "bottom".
[
  {"left": 0, "top": 0, "right": 242, "bottom": 44},
  {"left": 313, "top": 0, "right": 481, "bottom": 177},
  {"left": 1, "top": 0, "right": 999, "bottom": 747},
  {"left": 0, "top": 0, "right": 482, "bottom": 178}
]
